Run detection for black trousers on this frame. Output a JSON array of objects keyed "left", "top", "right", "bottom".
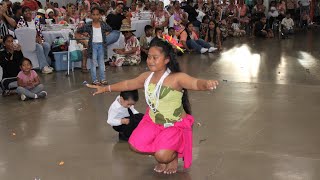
[
  {"left": 113, "top": 113, "right": 144, "bottom": 141},
  {"left": 1, "top": 77, "right": 17, "bottom": 91}
]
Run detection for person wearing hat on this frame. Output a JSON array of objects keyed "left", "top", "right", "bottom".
[
  {"left": 45, "top": 8, "right": 56, "bottom": 24},
  {"left": 16, "top": 6, "right": 54, "bottom": 74},
  {"left": 35, "top": 8, "right": 45, "bottom": 24},
  {"left": 110, "top": 19, "right": 141, "bottom": 67},
  {"left": 21, "top": 0, "right": 39, "bottom": 11}
]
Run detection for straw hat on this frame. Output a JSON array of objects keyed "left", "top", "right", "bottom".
[{"left": 120, "top": 19, "right": 136, "bottom": 32}]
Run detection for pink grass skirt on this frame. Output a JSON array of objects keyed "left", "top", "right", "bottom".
[{"left": 129, "top": 109, "right": 194, "bottom": 168}]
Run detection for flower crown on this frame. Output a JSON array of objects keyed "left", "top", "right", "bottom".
[{"left": 161, "top": 34, "right": 184, "bottom": 53}]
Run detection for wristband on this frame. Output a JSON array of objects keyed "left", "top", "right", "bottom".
[{"left": 108, "top": 85, "right": 111, "bottom": 92}]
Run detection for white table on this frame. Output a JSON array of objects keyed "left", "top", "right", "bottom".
[
  {"left": 42, "top": 29, "right": 73, "bottom": 45},
  {"left": 131, "top": 20, "right": 151, "bottom": 38}
]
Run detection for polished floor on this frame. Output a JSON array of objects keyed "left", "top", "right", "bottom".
[{"left": 1, "top": 29, "right": 320, "bottom": 180}]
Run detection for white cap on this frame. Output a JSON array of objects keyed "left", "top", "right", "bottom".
[
  {"left": 37, "top": 9, "right": 46, "bottom": 14},
  {"left": 46, "top": 8, "right": 54, "bottom": 15}
]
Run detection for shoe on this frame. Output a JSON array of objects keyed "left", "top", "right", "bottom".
[
  {"left": 200, "top": 48, "right": 208, "bottom": 54},
  {"left": 48, "top": 66, "right": 54, "bottom": 71},
  {"left": 208, "top": 47, "right": 218, "bottom": 53},
  {"left": 42, "top": 66, "right": 53, "bottom": 74},
  {"left": 101, "top": 80, "right": 108, "bottom": 85},
  {"left": 38, "top": 91, "right": 47, "bottom": 98},
  {"left": 20, "top": 94, "right": 27, "bottom": 101},
  {"left": 92, "top": 80, "right": 101, "bottom": 86}
]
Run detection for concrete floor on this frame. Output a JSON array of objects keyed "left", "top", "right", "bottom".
[{"left": 1, "top": 29, "right": 320, "bottom": 180}]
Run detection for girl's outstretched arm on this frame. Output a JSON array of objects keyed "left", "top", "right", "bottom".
[
  {"left": 176, "top": 73, "right": 219, "bottom": 91},
  {"left": 86, "top": 72, "right": 151, "bottom": 96}
]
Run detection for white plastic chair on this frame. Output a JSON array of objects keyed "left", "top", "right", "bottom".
[
  {"left": 107, "top": 34, "right": 125, "bottom": 60},
  {"left": 15, "top": 28, "right": 40, "bottom": 69}
]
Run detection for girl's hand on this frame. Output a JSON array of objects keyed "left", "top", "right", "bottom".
[
  {"left": 206, "top": 80, "right": 219, "bottom": 90},
  {"left": 86, "top": 84, "right": 107, "bottom": 96}
]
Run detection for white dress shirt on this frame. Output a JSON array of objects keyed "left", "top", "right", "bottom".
[{"left": 107, "top": 96, "right": 139, "bottom": 126}]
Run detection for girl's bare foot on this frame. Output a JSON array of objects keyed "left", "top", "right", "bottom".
[
  {"left": 163, "top": 156, "right": 178, "bottom": 174},
  {"left": 154, "top": 163, "right": 166, "bottom": 173}
]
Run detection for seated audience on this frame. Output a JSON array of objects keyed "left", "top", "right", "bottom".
[
  {"left": 64, "top": 3, "right": 79, "bottom": 24},
  {"left": 17, "top": 58, "right": 47, "bottom": 101},
  {"left": 151, "top": 1, "right": 169, "bottom": 30},
  {"left": 110, "top": 20, "right": 141, "bottom": 66},
  {"left": 11, "top": 2, "right": 22, "bottom": 24},
  {"left": 106, "top": 3, "right": 126, "bottom": 45},
  {"left": 140, "top": 25, "right": 154, "bottom": 61},
  {"left": 182, "top": 0, "right": 199, "bottom": 27},
  {"left": 46, "top": 8, "right": 56, "bottom": 24},
  {"left": 281, "top": 12, "right": 294, "bottom": 36},
  {"left": 35, "top": 9, "right": 46, "bottom": 24},
  {"left": 0, "top": 2, "right": 16, "bottom": 43},
  {"left": 21, "top": 0, "right": 39, "bottom": 11},
  {"left": 199, "top": 15, "right": 210, "bottom": 39},
  {"left": 180, "top": 22, "right": 217, "bottom": 53},
  {"left": 0, "top": 35, "right": 23, "bottom": 95},
  {"left": 230, "top": 18, "right": 246, "bottom": 37},
  {"left": 254, "top": 16, "right": 274, "bottom": 38},
  {"left": 150, "top": 27, "right": 163, "bottom": 45},
  {"left": 205, "top": 20, "right": 222, "bottom": 50},
  {"left": 17, "top": 6, "right": 54, "bottom": 74}
]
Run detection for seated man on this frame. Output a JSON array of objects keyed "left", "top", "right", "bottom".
[
  {"left": 254, "top": 16, "right": 274, "bottom": 38},
  {"left": 105, "top": 3, "right": 126, "bottom": 45}
]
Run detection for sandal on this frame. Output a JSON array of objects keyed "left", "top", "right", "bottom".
[{"left": 101, "top": 80, "right": 108, "bottom": 85}]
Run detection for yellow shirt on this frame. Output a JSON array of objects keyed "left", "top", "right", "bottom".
[{"left": 147, "top": 83, "right": 184, "bottom": 124}]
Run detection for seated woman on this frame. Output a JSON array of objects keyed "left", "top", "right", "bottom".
[
  {"left": 205, "top": 20, "right": 223, "bottom": 50},
  {"left": 45, "top": 8, "right": 57, "bottom": 24},
  {"left": 199, "top": 15, "right": 210, "bottom": 39},
  {"left": 0, "top": 35, "right": 23, "bottom": 95},
  {"left": 64, "top": 3, "right": 79, "bottom": 24},
  {"left": 110, "top": 20, "right": 141, "bottom": 67},
  {"left": 180, "top": 22, "right": 217, "bottom": 54},
  {"left": 16, "top": 6, "right": 54, "bottom": 74},
  {"left": 151, "top": 2, "right": 170, "bottom": 30}
]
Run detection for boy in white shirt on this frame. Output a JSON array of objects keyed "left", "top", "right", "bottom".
[
  {"left": 281, "top": 12, "right": 294, "bottom": 37},
  {"left": 107, "top": 90, "right": 144, "bottom": 141}
]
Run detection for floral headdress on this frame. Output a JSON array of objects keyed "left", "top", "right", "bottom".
[{"left": 162, "top": 34, "right": 184, "bottom": 53}]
